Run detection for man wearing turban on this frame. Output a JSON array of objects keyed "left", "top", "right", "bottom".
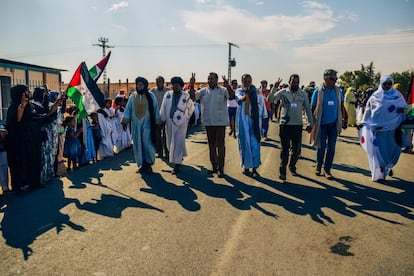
[
  {"left": 121, "top": 77, "right": 160, "bottom": 173},
  {"left": 159, "top": 77, "right": 194, "bottom": 174}
]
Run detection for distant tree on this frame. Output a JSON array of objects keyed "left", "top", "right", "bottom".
[
  {"left": 339, "top": 62, "right": 412, "bottom": 100},
  {"left": 338, "top": 71, "right": 354, "bottom": 90},
  {"left": 391, "top": 70, "right": 412, "bottom": 100}
]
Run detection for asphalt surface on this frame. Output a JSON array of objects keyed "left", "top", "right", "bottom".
[{"left": 1, "top": 121, "right": 413, "bottom": 275}]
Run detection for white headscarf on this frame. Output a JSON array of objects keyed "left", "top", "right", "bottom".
[{"left": 361, "top": 75, "right": 406, "bottom": 131}]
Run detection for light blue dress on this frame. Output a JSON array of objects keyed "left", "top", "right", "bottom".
[{"left": 235, "top": 88, "right": 267, "bottom": 169}]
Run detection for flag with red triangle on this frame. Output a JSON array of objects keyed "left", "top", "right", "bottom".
[{"left": 66, "top": 62, "right": 105, "bottom": 119}]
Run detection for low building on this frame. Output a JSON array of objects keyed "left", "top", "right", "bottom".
[{"left": 0, "top": 58, "right": 66, "bottom": 120}]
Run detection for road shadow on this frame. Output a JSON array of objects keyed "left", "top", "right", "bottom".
[
  {"left": 176, "top": 165, "right": 253, "bottom": 211},
  {"left": 186, "top": 124, "right": 206, "bottom": 138},
  {"left": 0, "top": 181, "right": 84, "bottom": 260},
  {"left": 332, "top": 163, "right": 371, "bottom": 177},
  {"left": 265, "top": 172, "right": 414, "bottom": 225},
  {"left": 328, "top": 177, "right": 414, "bottom": 223},
  {"left": 175, "top": 165, "right": 314, "bottom": 219},
  {"left": 258, "top": 175, "right": 356, "bottom": 225},
  {"left": 140, "top": 172, "right": 201, "bottom": 211},
  {"left": 78, "top": 193, "right": 163, "bottom": 218},
  {"left": 260, "top": 139, "right": 280, "bottom": 149},
  {"left": 338, "top": 133, "right": 361, "bottom": 145},
  {"left": 65, "top": 148, "right": 135, "bottom": 189}
]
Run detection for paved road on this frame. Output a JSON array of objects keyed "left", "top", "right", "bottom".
[{"left": 1, "top": 122, "right": 413, "bottom": 275}]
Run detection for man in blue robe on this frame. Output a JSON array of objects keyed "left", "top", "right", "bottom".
[{"left": 121, "top": 77, "right": 160, "bottom": 173}]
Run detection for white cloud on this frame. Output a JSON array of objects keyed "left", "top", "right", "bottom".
[
  {"left": 301, "top": 1, "right": 329, "bottom": 10},
  {"left": 107, "top": 1, "right": 128, "bottom": 12},
  {"left": 293, "top": 29, "right": 414, "bottom": 78},
  {"left": 181, "top": 3, "right": 337, "bottom": 46}
]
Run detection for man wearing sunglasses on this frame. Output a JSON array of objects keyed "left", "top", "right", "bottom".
[{"left": 310, "top": 69, "right": 347, "bottom": 180}]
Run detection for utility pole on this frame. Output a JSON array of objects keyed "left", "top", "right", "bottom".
[
  {"left": 93, "top": 37, "right": 114, "bottom": 84},
  {"left": 228, "top": 42, "right": 239, "bottom": 81}
]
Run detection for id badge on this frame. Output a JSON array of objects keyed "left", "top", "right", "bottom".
[
  {"left": 290, "top": 103, "right": 298, "bottom": 108},
  {"left": 328, "top": 100, "right": 334, "bottom": 106}
]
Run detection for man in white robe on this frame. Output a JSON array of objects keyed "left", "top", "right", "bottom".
[
  {"left": 121, "top": 77, "right": 160, "bottom": 173},
  {"left": 160, "top": 77, "right": 194, "bottom": 174}
]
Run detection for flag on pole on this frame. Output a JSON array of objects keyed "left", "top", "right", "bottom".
[
  {"left": 66, "top": 62, "right": 106, "bottom": 119},
  {"left": 408, "top": 75, "right": 414, "bottom": 116},
  {"left": 89, "top": 51, "right": 111, "bottom": 82}
]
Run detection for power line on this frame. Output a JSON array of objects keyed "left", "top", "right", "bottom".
[{"left": 93, "top": 37, "right": 114, "bottom": 84}]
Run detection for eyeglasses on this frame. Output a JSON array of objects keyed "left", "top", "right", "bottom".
[
  {"left": 382, "top": 82, "right": 392, "bottom": 86},
  {"left": 329, "top": 78, "right": 337, "bottom": 82}
]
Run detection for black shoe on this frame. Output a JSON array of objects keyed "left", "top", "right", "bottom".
[
  {"left": 208, "top": 168, "right": 218, "bottom": 174},
  {"left": 324, "top": 169, "right": 334, "bottom": 180},
  {"left": 217, "top": 169, "right": 224, "bottom": 178},
  {"left": 279, "top": 174, "right": 286, "bottom": 181},
  {"left": 243, "top": 168, "right": 251, "bottom": 176},
  {"left": 252, "top": 168, "right": 260, "bottom": 177},
  {"left": 315, "top": 163, "right": 322, "bottom": 176},
  {"left": 289, "top": 166, "right": 298, "bottom": 176},
  {"left": 389, "top": 169, "right": 393, "bottom": 177},
  {"left": 172, "top": 164, "right": 180, "bottom": 175}
]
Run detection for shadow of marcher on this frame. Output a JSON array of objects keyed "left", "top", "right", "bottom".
[
  {"left": 223, "top": 174, "right": 307, "bottom": 219},
  {"left": 140, "top": 172, "right": 200, "bottom": 211},
  {"left": 175, "top": 165, "right": 252, "bottom": 211},
  {"left": 325, "top": 177, "right": 414, "bottom": 224},
  {"left": 331, "top": 163, "right": 371, "bottom": 177},
  {"left": 65, "top": 148, "right": 135, "bottom": 189},
  {"left": 78, "top": 193, "right": 163, "bottom": 218},
  {"left": 0, "top": 181, "right": 85, "bottom": 260},
  {"left": 177, "top": 165, "right": 306, "bottom": 219},
  {"left": 258, "top": 175, "right": 356, "bottom": 225}
]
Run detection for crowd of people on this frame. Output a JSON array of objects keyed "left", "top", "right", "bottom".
[{"left": 0, "top": 69, "right": 412, "bottom": 195}]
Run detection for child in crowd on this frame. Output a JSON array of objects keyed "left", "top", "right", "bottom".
[{"left": 63, "top": 116, "right": 82, "bottom": 172}]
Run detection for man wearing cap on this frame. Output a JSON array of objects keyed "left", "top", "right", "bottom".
[
  {"left": 121, "top": 77, "right": 160, "bottom": 173},
  {"left": 310, "top": 69, "right": 347, "bottom": 180},
  {"left": 159, "top": 77, "right": 194, "bottom": 174},
  {"left": 189, "top": 72, "right": 235, "bottom": 177}
]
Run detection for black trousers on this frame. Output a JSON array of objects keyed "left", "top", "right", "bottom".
[
  {"left": 155, "top": 122, "right": 168, "bottom": 157},
  {"left": 279, "top": 124, "right": 302, "bottom": 173},
  {"left": 205, "top": 126, "right": 226, "bottom": 171}
]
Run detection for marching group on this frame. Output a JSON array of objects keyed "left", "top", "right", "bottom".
[{"left": 0, "top": 68, "right": 411, "bottom": 194}]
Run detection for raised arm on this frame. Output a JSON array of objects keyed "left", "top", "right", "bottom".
[
  {"left": 189, "top": 72, "right": 196, "bottom": 101},
  {"left": 222, "top": 75, "right": 235, "bottom": 100}
]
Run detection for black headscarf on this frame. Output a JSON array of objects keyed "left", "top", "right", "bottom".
[
  {"left": 135, "top": 76, "right": 156, "bottom": 145},
  {"left": 10, "top": 85, "right": 27, "bottom": 106},
  {"left": 246, "top": 85, "right": 261, "bottom": 142},
  {"left": 170, "top": 76, "right": 184, "bottom": 88}
]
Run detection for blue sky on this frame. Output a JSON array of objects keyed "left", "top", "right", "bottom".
[{"left": 1, "top": 0, "right": 413, "bottom": 87}]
